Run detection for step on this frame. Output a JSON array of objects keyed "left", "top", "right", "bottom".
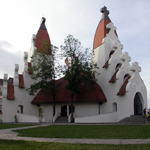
[
  {"left": 118, "top": 115, "right": 146, "bottom": 125},
  {"left": 55, "top": 116, "right": 68, "bottom": 123}
]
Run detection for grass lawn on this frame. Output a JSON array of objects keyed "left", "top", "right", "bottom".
[
  {"left": 14, "top": 125, "right": 150, "bottom": 139},
  {"left": 0, "top": 140, "right": 150, "bottom": 150},
  {"left": 0, "top": 123, "right": 37, "bottom": 129}
]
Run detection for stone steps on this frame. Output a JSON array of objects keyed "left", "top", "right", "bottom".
[
  {"left": 118, "top": 115, "right": 146, "bottom": 125},
  {"left": 55, "top": 116, "right": 68, "bottom": 123}
]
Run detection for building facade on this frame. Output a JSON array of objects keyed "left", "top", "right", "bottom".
[{"left": 1, "top": 6, "right": 147, "bottom": 123}]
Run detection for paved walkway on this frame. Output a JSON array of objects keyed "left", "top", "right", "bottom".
[{"left": 0, "top": 124, "right": 150, "bottom": 145}]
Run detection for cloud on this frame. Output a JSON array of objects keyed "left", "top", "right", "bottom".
[
  {"left": 0, "top": 0, "right": 150, "bottom": 107},
  {"left": 0, "top": 41, "right": 23, "bottom": 78}
]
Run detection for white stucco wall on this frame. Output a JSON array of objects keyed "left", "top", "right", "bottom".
[
  {"left": 75, "top": 112, "right": 118, "bottom": 123},
  {"left": 1, "top": 21, "right": 147, "bottom": 124},
  {"left": 74, "top": 103, "right": 99, "bottom": 118},
  {"left": 92, "top": 22, "right": 147, "bottom": 123}
]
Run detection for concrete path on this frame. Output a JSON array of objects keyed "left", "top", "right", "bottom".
[{"left": 0, "top": 124, "right": 150, "bottom": 145}]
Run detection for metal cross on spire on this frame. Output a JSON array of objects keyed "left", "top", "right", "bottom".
[{"left": 100, "top": 6, "right": 111, "bottom": 21}]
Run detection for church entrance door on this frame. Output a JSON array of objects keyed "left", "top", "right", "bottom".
[
  {"left": 61, "top": 105, "right": 67, "bottom": 116},
  {"left": 134, "top": 92, "right": 143, "bottom": 115}
]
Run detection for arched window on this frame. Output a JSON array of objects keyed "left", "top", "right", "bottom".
[
  {"left": 109, "top": 63, "right": 122, "bottom": 83},
  {"left": 123, "top": 74, "right": 130, "bottom": 82},
  {"left": 117, "top": 74, "right": 131, "bottom": 96},
  {"left": 109, "top": 50, "right": 115, "bottom": 58},
  {"left": 103, "top": 50, "right": 115, "bottom": 68},
  {"left": 115, "top": 63, "right": 122, "bottom": 70}
]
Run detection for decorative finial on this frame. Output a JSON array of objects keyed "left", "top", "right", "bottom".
[
  {"left": 100, "top": 6, "right": 111, "bottom": 21},
  {"left": 40, "top": 17, "right": 47, "bottom": 30},
  {"left": 41, "top": 17, "right": 46, "bottom": 24}
]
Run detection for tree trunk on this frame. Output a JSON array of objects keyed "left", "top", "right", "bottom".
[
  {"left": 71, "top": 94, "right": 74, "bottom": 123},
  {"left": 52, "top": 80, "right": 55, "bottom": 117}
]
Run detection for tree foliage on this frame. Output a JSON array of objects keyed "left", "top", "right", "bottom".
[
  {"left": 26, "top": 40, "right": 58, "bottom": 116},
  {"left": 37, "top": 107, "right": 43, "bottom": 123},
  {"left": 61, "top": 34, "right": 98, "bottom": 95},
  {"left": 26, "top": 40, "right": 58, "bottom": 96},
  {"left": 60, "top": 34, "right": 98, "bottom": 122}
]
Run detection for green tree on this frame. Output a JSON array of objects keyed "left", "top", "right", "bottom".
[
  {"left": 26, "top": 40, "right": 58, "bottom": 117},
  {"left": 61, "top": 34, "right": 98, "bottom": 122},
  {"left": 37, "top": 107, "right": 43, "bottom": 123}
]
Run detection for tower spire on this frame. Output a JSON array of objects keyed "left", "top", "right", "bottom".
[
  {"left": 35, "top": 17, "right": 51, "bottom": 50},
  {"left": 93, "top": 6, "right": 112, "bottom": 49},
  {"left": 40, "top": 17, "right": 47, "bottom": 30},
  {"left": 100, "top": 6, "right": 111, "bottom": 21}
]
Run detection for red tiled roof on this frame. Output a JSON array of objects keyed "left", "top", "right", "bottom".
[
  {"left": 7, "top": 85, "right": 15, "bottom": 100},
  {"left": 117, "top": 76, "right": 131, "bottom": 96},
  {"left": 31, "top": 77, "right": 107, "bottom": 104},
  {"left": 19, "top": 74, "right": 25, "bottom": 88},
  {"left": 35, "top": 18, "right": 51, "bottom": 51},
  {"left": 28, "top": 62, "right": 33, "bottom": 74},
  {"left": 93, "top": 19, "right": 111, "bottom": 49}
]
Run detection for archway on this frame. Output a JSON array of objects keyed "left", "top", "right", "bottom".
[{"left": 134, "top": 92, "right": 143, "bottom": 115}]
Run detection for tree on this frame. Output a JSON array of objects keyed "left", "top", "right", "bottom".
[
  {"left": 26, "top": 40, "right": 58, "bottom": 117},
  {"left": 37, "top": 107, "right": 43, "bottom": 123},
  {"left": 60, "top": 34, "right": 98, "bottom": 122}
]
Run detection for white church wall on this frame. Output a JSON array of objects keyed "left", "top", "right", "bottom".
[
  {"left": 2, "top": 11, "right": 147, "bottom": 124},
  {"left": 17, "top": 113, "right": 40, "bottom": 123},
  {"left": 40, "top": 104, "right": 53, "bottom": 122},
  {"left": 92, "top": 21, "right": 147, "bottom": 122},
  {"left": 92, "top": 45, "right": 105, "bottom": 74},
  {"left": 2, "top": 83, "right": 38, "bottom": 122},
  {"left": 74, "top": 103, "right": 99, "bottom": 117},
  {"left": 75, "top": 111, "right": 118, "bottom": 123}
]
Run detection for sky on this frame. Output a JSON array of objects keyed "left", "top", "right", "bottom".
[{"left": 0, "top": 0, "right": 150, "bottom": 106}]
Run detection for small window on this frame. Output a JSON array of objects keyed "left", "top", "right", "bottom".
[
  {"left": 0, "top": 98, "right": 2, "bottom": 102},
  {"left": 0, "top": 92, "right": 2, "bottom": 96}
]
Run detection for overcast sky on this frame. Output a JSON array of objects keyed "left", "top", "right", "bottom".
[{"left": 0, "top": 0, "right": 150, "bottom": 106}]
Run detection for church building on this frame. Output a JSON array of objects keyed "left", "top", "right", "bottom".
[{"left": 1, "top": 6, "right": 147, "bottom": 123}]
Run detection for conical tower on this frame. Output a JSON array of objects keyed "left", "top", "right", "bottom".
[{"left": 29, "top": 17, "right": 51, "bottom": 61}]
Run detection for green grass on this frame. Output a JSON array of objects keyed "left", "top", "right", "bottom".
[
  {"left": 14, "top": 125, "right": 150, "bottom": 139},
  {"left": 0, "top": 140, "right": 150, "bottom": 150},
  {"left": 0, "top": 123, "right": 37, "bottom": 129}
]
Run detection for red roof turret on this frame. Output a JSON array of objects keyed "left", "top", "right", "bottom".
[
  {"left": 93, "top": 6, "right": 113, "bottom": 49},
  {"left": 35, "top": 17, "right": 51, "bottom": 50}
]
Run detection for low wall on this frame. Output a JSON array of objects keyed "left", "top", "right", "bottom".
[
  {"left": 17, "top": 113, "right": 45, "bottom": 123},
  {"left": 75, "top": 112, "right": 118, "bottom": 123},
  {"left": 0, "top": 114, "right": 2, "bottom": 122}
]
